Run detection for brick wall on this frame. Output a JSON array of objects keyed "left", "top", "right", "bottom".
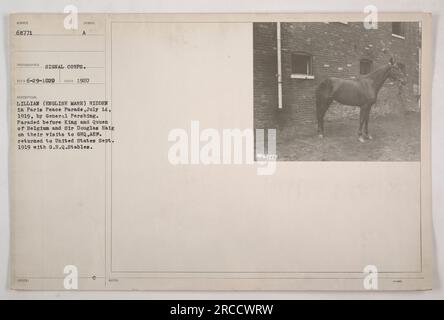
[
  {"left": 254, "top": 22, "right": 421, "bottom": 129},
  {"left": 253, "top": 23, "right": 278, "bottom": 130}
]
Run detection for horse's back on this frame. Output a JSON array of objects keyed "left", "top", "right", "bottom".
[
  {"left": 330, "top": 77, "right": 362, "bottom": 89},
  {"left": 328, "top": 77, "right": 372, "bottom": 106}
]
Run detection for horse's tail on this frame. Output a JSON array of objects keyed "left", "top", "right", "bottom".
[
  {"left": 315, "top": 78, "right": 332, "bottom": 121},
  {"left": 315, "top": 79, "right": 333, "bottom": 136}
]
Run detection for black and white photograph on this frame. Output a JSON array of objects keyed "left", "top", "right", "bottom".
[
  {"left": 1, "top": 0, "right": 442, "bottom": 302},
  {"left": 254, "top": 22, "right": 422, "bottom": 161}
]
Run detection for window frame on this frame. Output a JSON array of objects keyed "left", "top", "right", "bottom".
[
  {"left": 398, "top": 62, "right": 406, "bottom": 74},
  {"left": 359, "top": 59, "right": 373, "bottom": 75},
  {"left": 392, "top": 22, "right": 406, "bottom": 39},
  {"left": 290, "top": 52, "right": 314, "bottom": 80}
]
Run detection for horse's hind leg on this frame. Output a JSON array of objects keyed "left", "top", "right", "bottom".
[
  {"left": 316, "top": 98, "right": 331, "bottom": 138},
  {"left": 363, "top": 106, "right": 373, "bottom": 140},
  {"left": 358, "top": 107, "right": 365, "bottom": 142},
  {"left": 358, "top": 105, "right": 369, "bottom": 143},
  {"left": 316, "top": 102, "right": 325, "bottom": 138}
]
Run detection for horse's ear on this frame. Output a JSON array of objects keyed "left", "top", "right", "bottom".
[{"left": 389, "top": 57, "right": 395, "bottom": 65}]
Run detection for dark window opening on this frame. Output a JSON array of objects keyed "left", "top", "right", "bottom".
[
  {"left": 392, "top": 22, "right": 405, "bottom": 38},
  {"left": 360, "top": 59, "right": 373, "bottom": 75},
  {"left": 398, "top": 63, "right": 406, "bottom": 74},
  {"left": 291, "top": 53, "right": 313, "bottom": 75}
]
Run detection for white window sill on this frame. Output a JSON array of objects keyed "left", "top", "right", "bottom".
[
  {"left": 291, "top": 74, "right": 315, "bottom": 80},
  {"left": 392, "top": 34, "right": 405, "bottom": 40}
]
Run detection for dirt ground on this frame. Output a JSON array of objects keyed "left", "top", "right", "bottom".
[{"left": 276, "top": 111, "right": 421, "bottom": 161}]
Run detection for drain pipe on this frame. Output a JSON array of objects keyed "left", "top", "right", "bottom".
[{"left": 277, "top": 22, "right": 283, "bottom": 109}]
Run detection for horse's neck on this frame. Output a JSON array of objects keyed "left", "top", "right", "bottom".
[{"left": 366, "top": 65, "right": 391, "bottom": 94}]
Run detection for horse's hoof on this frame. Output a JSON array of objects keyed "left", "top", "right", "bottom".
[
  {"left": 358, "top": 136, "right": 365, "bottom": 143},
  {"left": 318, "top": 134, "right": 324, "bottom": 139},
  {"left": 366, "top": 135, "right": 373, "bottom": 140}
]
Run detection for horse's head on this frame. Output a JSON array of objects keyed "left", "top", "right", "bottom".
[{"left": 388, "top": 57, "right": 407, "bottom": 85}]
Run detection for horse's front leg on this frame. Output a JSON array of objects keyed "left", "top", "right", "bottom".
[
  {"left": 358, "top": 106, "right": 367, "bottom": 143},
  {"left": 363, "top": 106, "right": 373, "bottom": 140}
]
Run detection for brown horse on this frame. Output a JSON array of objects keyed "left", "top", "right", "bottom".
[{"left": 315, "top": 58, "right": 406, "bottom": 142}]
